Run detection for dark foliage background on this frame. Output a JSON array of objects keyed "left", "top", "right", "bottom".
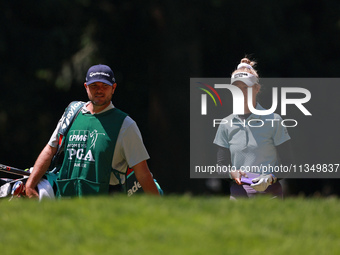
[{"left": 1, "top": 0, "right": 339, "bottom": 196}]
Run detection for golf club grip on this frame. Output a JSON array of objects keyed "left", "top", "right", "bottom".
[{"left": 0, "top": 164, "right": 30, "bottom": 176}]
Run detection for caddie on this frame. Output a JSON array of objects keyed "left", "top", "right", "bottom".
[{"left": 26, "top": 64, "right": 160, "bottom": 197}]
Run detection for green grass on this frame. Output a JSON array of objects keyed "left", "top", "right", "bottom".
[{"left": 1, "top": 195, "right": 339, "bottom": 255}]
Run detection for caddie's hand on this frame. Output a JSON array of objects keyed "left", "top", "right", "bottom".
[
  {"left": 25, "top": 184, "right": 39, "bottom": 199},
  {"left": 230, "top": 170, "right": 248, "bottom": 185},
  {"left": 250, "top": 174, "right": 277, "bottom": 192}
]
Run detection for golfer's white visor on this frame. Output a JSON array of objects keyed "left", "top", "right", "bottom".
[{"left": 231, "top": 72, "right": 258, "bottom": 87}]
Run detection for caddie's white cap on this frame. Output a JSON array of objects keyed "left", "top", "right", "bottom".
[{"left": 231, "top": 72, "right": 258, "bottom": 87}]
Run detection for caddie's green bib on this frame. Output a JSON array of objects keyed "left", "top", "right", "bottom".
[{"left": 56, "top": 108, "right": 127, "bottom": 197}]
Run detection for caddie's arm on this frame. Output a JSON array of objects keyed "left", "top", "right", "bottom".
[
  {"left": 25, "top": 144, "right": 57, "bottom": 198},
  {"left": 132, "top": 160, "right": 160, "bottom": 196}
]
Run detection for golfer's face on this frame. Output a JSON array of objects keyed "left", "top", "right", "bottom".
[
  {"left": 234, "top": 81, "right": 259, "bottom": 104},
  {"left": 234, "top": 81, "right": 250, "bottom": 102},
  {"left": 85, "top": 82, "right": 115, "bottom": 106}
]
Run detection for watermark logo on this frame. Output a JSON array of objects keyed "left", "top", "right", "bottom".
[
  {"left": 197, "top": 82, "right": 222, "bottom": 115},
  {"left": 199, "top": 84, "right": 312, "bottom": 116},
  {"left": 190, "top": 78, "right": 338, "bottom": 180}
]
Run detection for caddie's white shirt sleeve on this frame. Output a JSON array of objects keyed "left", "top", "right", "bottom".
[{"left": 110, "top": 116, "right": 150, "bottom": 185}]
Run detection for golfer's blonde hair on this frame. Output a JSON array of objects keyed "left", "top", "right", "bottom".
[{"left": 232, "top": 57, "right": 259, "bottom": 78}]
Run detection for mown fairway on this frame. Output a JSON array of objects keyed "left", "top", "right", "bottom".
[{"left": 1, "top": 195, "right": 339, "bottom": 255}]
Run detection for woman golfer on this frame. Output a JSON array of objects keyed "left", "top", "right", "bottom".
[{"left": 213, "top": 57, "right": 293, "bottom": 199}]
